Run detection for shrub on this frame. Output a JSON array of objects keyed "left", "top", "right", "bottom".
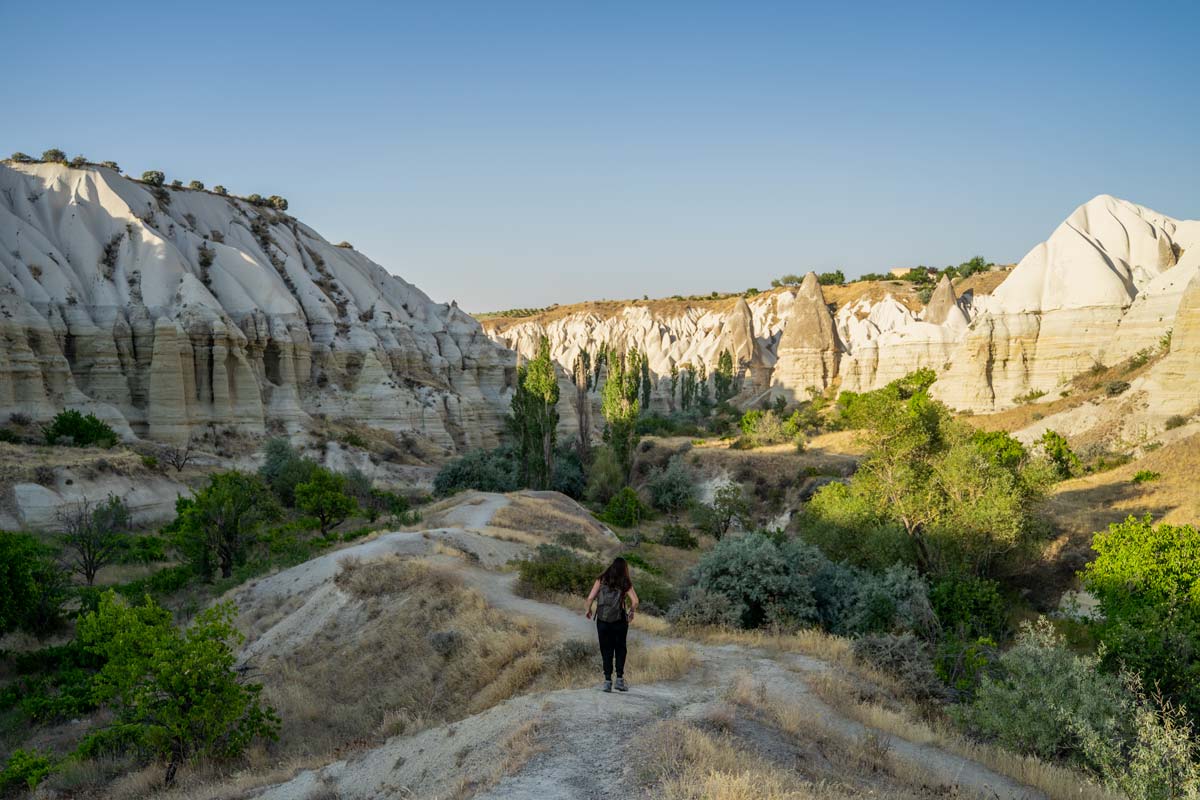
[
  {"left": 0, "top": 749, "right": 55, "bottom": 793},
  {"left": 1131, "top": 470, "right": 1161, "bottom": 484},
  {"left": 57, "top": 493, "right": 132, "bottom": 585},
  {"left": 9, "top": 152, "right": 32, "bottom": 162},
  {"left": 602, "top": 487, "right": 646, "bottom": 528},
  {"left": 43, "top": 409, "right": 118, "bottom": 447},
  {"left": 99, "top": 160, "right": 119, "bottom": 170},
  {"left": 1104, "top": 380, "right": 1131, "bottom": 397},
  {"left": 683, "top": 532, "right": 825, "bottom": 629},
  {"left": 666, "top": 587, "right": 741, "bottom": 628},
  {"left": 188, "top": 180, "right": 204, "bottom": 190},
  {"left": 658, "top": 523, "right": 698, "bottom": 549},
  {"left": 1037, "top": 429, "right": 1080, "bottom": 480},
  {"left": 70, "top": 155, "right": 88, "bottom": 168},
  {"left": 692, "top": 482, "right": 749, "bottom": 540},
  {"left": 432, "top": 445, "right": 520, "bottom": 496},
  {"left": 551, "top": 444, "right": 586, "bottom": 499},
  {"left": 295, "top": 469, "right": 356, "bottom": 534},
  {"left": 247, "top": 193, "right": 264, "bottom": 205},
  {"left": 554, "top": 530, "right": 590, "bottom": 550},
  {"left": 173, "top": 471, "right": 280, "bottom": 580},
  {"left": 267, "top": 195, "right": 288, "bottom": 211},
  {"left": 853, "top": 633, "right": 945, "bottom": 700},
  {"left": 955, "top": 619, "right": 1130, "bottom": 772},
  {"left": 831, "top": 563, "right": 936, "bottom": 637},
  {"left": 213, "top": 184, "right": 227, "bottom": 195},
  {"left": 258, "top": 438, "right": 323, "bottom": 506},
  {"left": 645, "top": 455, "right": 697, "bottom": 513},
  {"left": 516, "top": 544, "right": 600, "bottom": 597},
  {"left": 170, "top": 179, "right": 182, "bottom": 187},
  {"left": 1083, "top": 516, "right": 1200, "bottom": 727},
  {"left": 735, "top": 409, "right": 804, "bottom": 449},
  {"left": 0, "top": 532, "right": 68, "bottom": 638},
  {"left": 584, "top": 445, "right": 625, "bottom": 504},
  {"left": 41, "top": 148, "right": 66, "bottom": 163},
  {"left": 930, "top": 574, "right": 1006, "bottom": 639},
  {"left": 140, "top": 170, "right": 165, "bottom": 186},
  {"left": 1165, "top": 415, "right": 1189, "bottom": 430},
  {"left": 78, "top": 592, "right": 279, "bottom": 785}
]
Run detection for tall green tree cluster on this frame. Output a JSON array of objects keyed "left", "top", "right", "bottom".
[
  {"left": 510, "top": 337, "right": 560, "bottom": 489},
  {"left": 714, "top": 349, "right": 736, "bottom": 402},
  {"left": 601, "top": 346, "right": 642, "bottom": 478}
]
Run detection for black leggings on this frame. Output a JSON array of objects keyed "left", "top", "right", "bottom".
[{"left": 596, "top": 619, "right": 628, "bottom": 679}]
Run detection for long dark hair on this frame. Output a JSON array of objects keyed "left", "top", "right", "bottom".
[{"left": 599, "top": 557, "right": 632, "bottom": 592}]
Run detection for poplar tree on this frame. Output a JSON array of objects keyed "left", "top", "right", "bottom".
[
  {"left": 511, "top": 337, "right": 559, "bottom": 489},
  {"left": 601, "top": 347, "right": 641, "bottom": 479}
]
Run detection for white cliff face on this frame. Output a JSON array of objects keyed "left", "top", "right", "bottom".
[
  {"left": 0, "top": 162, "right": 512, "bottom": 449},
  {"left": 485, "top": 194, "right": 1198, "bottom": 422}
]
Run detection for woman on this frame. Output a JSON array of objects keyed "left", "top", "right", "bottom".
[{"left": 584, "top": 557, "right": 639, "bottom": 693}]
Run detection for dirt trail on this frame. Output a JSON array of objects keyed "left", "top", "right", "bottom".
[{"left": 245, "top": 493, "right": 1044, "bottom": 800}]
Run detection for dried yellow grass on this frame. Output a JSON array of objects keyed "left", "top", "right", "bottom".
[{"left": 627, "top": 644, "right": 695, "bottom": 682}]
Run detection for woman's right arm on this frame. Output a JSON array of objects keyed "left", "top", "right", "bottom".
[{"left": 584, "top": 579, "right": 601, "bottom": 618}]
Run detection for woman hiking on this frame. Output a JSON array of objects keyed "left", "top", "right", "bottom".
[{"left": 584, "top": 557, "right": 639, "bottom": 693}]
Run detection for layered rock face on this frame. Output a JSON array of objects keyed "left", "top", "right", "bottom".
[
  {"left": 486, "top": 194, "right": 1198, "bottom": 424},
  {"left": 936, "top": 195, "right": 1199, "bottom": 410},
  {"left": 0, "top": 162, "right": 512, "bottom": 449}
]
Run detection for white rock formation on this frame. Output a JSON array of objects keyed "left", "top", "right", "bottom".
[{"left": 0, "top": 162, "right": 513, "bottom": 449}]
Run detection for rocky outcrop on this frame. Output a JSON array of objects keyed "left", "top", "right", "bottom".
[
  {"left": 0, "top": 162, "right": 512, "bottom": 450},
  {"left": 770, "top": 273, "right": 841, "bottom": 400}
]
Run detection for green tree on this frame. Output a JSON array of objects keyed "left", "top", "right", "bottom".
[
  {"left": 640, "top": 356, "right": 652, "bottom": 410},
  {"left": 9, "top": 152, "right": 32, "bottom": 162},
  {"left": 694, "top": 483, "right": 750, "bottom": 540},
  {"left": 268, "top": 195, "right": 288, "bottom": 211},
  {"left": 714, "top": 349, "right": 736, "bottom": 402},
  {"left": 601, "top": 347, "right": 641, "bottom": 479},
  {"left": 140, "top": 170, "right": 165, "bottom": 186},
  {"left": 258, "top": 438, "right": 322, "bottom": 506},
  {"left": 57, "top": 493, "right": 131, "bottom": 585},
  {"left": 43, "top": 409, "right": 118, "bottom": 447},
  {"left": 571, "top": 349, "right": 592, "bottom": 456},
  {"left": 0, "top": 532, "right": 68, "bottom": 638},
  {"left": 669, "top": 363, "right": 679, "bottom": 411},
  {"left": 40, "top": 148, "right": 66, "bottom": 163},
  {"left": 213, "top": 184, "right": 227, "bottom": 195},
  {"left": 79, "top": 592, "right": 279, "bottom": 785},
  {"left": 188, "top": 180, "right": 204, "bottom": 190},
  {"left": 1037, "top": 429, "right": 1080, "bottom": 480},
  {"left": 817, "top": 269, "right": 846, "bottom": 286},
  {"left": 295, "top": 469, "right": 356, "bottom": 535},
  {"left": 175, "top": 472, "right": 279, "bottom": 579},
  {"left": 510, "top": 337, "right": 559, "bottom": 489}
]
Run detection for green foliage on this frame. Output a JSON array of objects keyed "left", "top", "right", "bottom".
[
  {"left": 602, "top": 487, "right": 647, "bottom": 528},
  {"left": 516, "top": 544, "right": 600, "bottom": 597},
  {"left": 267, "top": 195, "right": 288, "bottom": 211},
  {"left": 930, "top": 574, "right": 1006, "bottom": 639},
  {"left": 735, "top": 409, "right": 805, "bottom": 449},
  {"left": 433, "top": 445, "right": 520, "bottom": 496},
  {"left": 174, "top": 471, "right": 280, "bottom": 580},
  {"left": 817, "top": 269, "right": 845, "bottom": 286},
  {"left": 1083, "top": 516, "right": 1200, "bottom": 726},
  {"left": 692, "top": 482, "right": 750, "bottom": 540},
  {"left": 258, "top": 438, "right": 323, "bottom": 506},
  {"left": 1132, "top": 470, "right": 1161, "bottom": 483},
  {"left": 58, "top": 493, "right": 132, "bottom": 585},
  {"left": 657, "top": 523, "right": 698, "bottom": 549},
  {"left": 213, "top": 184, "right": 227, "bottom": 195},
  {"left": 800, "top": 482, "right": 912, "bottom": 571},
  {"left": 585, "top": 444, "right": 626, "bottom": 504},
  {"left": 601, "top": 348, "right": 642, "bottom": 478},
  {"left": 78, "top": 592, "right": 279, "bottom": 785},
  {"left": 0, "top": 532, "right": 68, "bottom": 638},
  {"left": 713, "top": 349, "right": 736, "bottom": 402},
  {"left": 1013, "top": 388, "right": 1047, "bottom": 404},
  {"left": 295, "top": 469, "right": 356, "bottom": 534},
  {"left": 509, "top": 337, "right": 559, "bottom": 490},
  {"left": 955, "top": 619, "right": 1130, "bottom": 771},
  {"left": 645, "top": 455, "right": 697, "bottom": 513},
  {"left": 1037, "top": 429, "right": 1080, "bottom": 480},
  {"left": 666, "top": 587, "right": 742, "bottom": 627},
  {"left": 1164, "top": 414, "right": 1189, "bottom": 430},
  {"left": 969, "top": 430, "right": 1027, "bottom": 472},
  {"left": 0, "top": 749, "right": 55, "bottom": 793},
  {"left": 1105, "top": 380, "right": 1131, "bottom": 397},
  {"left": 43, "top": 409, "right": 118, "bottom": 447},
  {"left": 684, "top": 533, "right": 825, "bottom": 629},
  {"left": 140, "top": 170, "right": 165, "bottom": 186},
  {"left": 188, "top": 180, "right": 204, "bottom": 190},
  {"left": 9, "top": 152, "right": 32, "bottom": 162},
  {"left": 41, "top": 148, "right": 66, "bottom": 163}
]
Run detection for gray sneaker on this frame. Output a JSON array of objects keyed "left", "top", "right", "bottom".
[
  {"left": 615, "top": 677, "right": 627, "bottom": 692},
  {"left": 602, "top": 679, "right": 612, "bottom": 693}
]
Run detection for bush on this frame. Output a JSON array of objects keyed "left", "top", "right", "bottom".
[
  {"left": 0, "top": 749, "right": 55, "bottom": 793},
  {"left": 140, "top": 170, "right": 165, "bottom": 186},
  {"left": 1037, "top": 429, "right": 1080, "bottom": 480},
  {"left": 658, "top": 523, "right": 698, "bottom": 549},
  {"left": 735, "top": 409, "right": 804, "bottom": 449},
  {"left": 551, "top": 444, "right": 586, "bottom": 499},
  {"left": 258, "top": 438, "right": 323, "bottom": 506},
  {"left": 955, "top": 619, "right": 1130, "bottom": 771},
  {"left": 432, "top": 445, "right": 520, "bottom": 496},
  {"left": 645, "top": 455, "right": 697, "bottom": 513},
  {"left": 682, "top": 532, "right": 825, "bottom": 629},
  {"left": 9, "top": 152, "right": 32, "bottom": 162},
  {"left": 213, "top": 184, "right": 227, "bottom": 195},
  {"left": 1104, "top": 380, "right": 1131, "bottom": 397},
  {"left": 295, "top": 469, "right": 356, "bottom": 534},
  {"left": 41, "top": 148, "right": 66, "bottom": 163},
  {"left": 173, "top": 471, "right": 280, "bottom": 580},
  {"left": 585, "top": 445, "right": 625, "bottom": 504},
  {"left": 188, "top": 180, "right": 204, "bottom": 190},
  {"left": 853, "top": 633, "right": 945, "bottom": 700},
  {"left": 692, "top": 482, "right": 750, "bottom": 540},
  {"left": 1165, "top": 414, "right": 1190, "bottom": 430},
  {"left": 666, "top": 588, "right": 742, "bottom": 628},
  {"left": 828, "top": 563, "right": 936, "bottom": 637},
  {"left": 516, "top": 545, "right": 600, "bottom": 597},
  {"left": 1131, "top": 470, "right": 1161, "bottom": 483},
  {"left": 43, "top": 409, "right": 118, "bottom": 447},
  {"left": 79, "top": 592, "right": 279, "bottom": 785},
  {"left": 930, "top": 574, "right": 1006, "bottom": 639},
  {"left": 0, "top": 532, "right": 68, "bottom": 638},
  {"left": 601, "top": 487, "right": 646, "bottom": 528}
]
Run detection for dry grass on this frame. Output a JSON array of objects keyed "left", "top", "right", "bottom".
[
  {"left": 627, "top": 643, "right": 696, "bottom": 682},
  {"left": 488, "top": 492, "right": 614, "bottom": 548},
  {"left": 809, "top": 671, "right": 1120, "bottom": 800}
]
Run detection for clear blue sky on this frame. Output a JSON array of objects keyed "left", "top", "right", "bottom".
[{"left": 3, "top": 0, "right": 1198, "bottom": 312}]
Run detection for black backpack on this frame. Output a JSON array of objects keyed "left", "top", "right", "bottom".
[{"left": 595, "top": 584, "right": 626, "bottom": 623}]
